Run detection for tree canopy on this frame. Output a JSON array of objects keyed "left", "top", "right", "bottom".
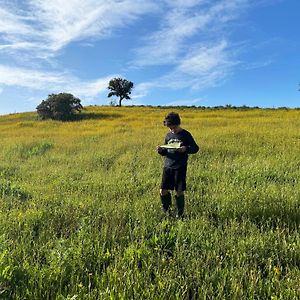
[
  {"left": 107, "top": 78, "right": 134, "bottom": 107},
  {"left": 36, "top": 93, "right": 83, "bottom": 121}
]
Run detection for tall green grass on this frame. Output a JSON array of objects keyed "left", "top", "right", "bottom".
[{"left": 0, "top": 106, "right": 300, "bottom": 299}]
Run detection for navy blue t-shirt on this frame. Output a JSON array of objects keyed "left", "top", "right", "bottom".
[{"left": 160, "top": 129, "right": 199, "bottom": 169}]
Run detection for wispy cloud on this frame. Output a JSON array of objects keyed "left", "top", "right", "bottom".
[
  {"left": 163, "top": 0, "right": 206, "bottom": 8},
  {"left": 68, "top": 77, "right": 116, "bottom": 101},
  {"left": 0, "top": 64, "right": 116, "bottom": 101},
  {"left": 130, "top": 0, "right": 248, "bottom": 98},
  {"left": 0, "top": 0, "right": 280, "bottom": 111},
  {"left": 134, "top": 40, "right": 238, "bottom": 97},
  {"left": 0, "top": 65, "right": 67, "bottom": 89},
  {"left": 0, "top": 0, "right": 157, "bottom": 105},
  {"left": 166, "top": 98, "right": 205, "bottom": 106},
  {"left": 134, "top": 0, "right": 248, "bottom": 67},
  {"left": 132, "top": 82, "right": 155, "bottom": 99},
  {"left": 243, "top": 59, "right": 273, "bottom": 70},
  {"left": 0, "top": 6, "right": 35, "bottom": 37},
  {"left": 0, "top": 0, "right": 158, "bottom": 58},
  {"left": 176, "top": 40, "right": 234, "bottom": 76}
]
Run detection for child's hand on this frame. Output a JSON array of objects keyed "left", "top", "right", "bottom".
[
  {"left": 176, "top": 146, "right": 187, "bottom": 153},
  {"left": 156, "top": 146, "right": 164, "bottom": 153}
]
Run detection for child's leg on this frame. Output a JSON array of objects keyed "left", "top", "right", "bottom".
[
  {"left": 160, "top": 167, "right": 175, "bottom": 214},
  {"left": 175, "top": 191, "right": 185, "bottom": 217},
  {"left": 160, "top": 189, "right": 171, "bottom": 212},
  {"left": 174, "top": 166, "right": 187, "bottom": 218}
]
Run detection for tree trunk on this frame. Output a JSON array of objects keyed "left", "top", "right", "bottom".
[{"left": 118, "top": 97, "right": 123, "bottom": 107}]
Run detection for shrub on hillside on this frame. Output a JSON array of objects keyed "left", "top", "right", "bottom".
[{"left": 36, "top": 93, "right": 83, "bottom": 121}]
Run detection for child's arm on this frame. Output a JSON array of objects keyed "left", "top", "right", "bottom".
[{"left": 186, "top": 132, "right": 199, "bottom": 154}]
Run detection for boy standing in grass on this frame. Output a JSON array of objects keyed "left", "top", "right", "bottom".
[{"left": 157, "top": 112, "right": 199, "bottom": 218}]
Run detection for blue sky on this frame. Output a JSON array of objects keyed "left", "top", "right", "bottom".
[{"left": 0, "top": 0, "right": 299, "bottom": 115}]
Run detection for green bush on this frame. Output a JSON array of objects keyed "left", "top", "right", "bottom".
[{"left": 36, "top": 93, "right": 83, "bottom": 121}]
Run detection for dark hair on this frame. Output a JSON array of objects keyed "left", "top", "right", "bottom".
[{"left": 163, "top": 112, "right": 181, "bottom": 126}]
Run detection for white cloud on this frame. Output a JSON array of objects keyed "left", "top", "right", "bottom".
[
  {"left": 134, "top": 40, "right": 237, "bottom": 94},
  {"left": 0, "top": 42, "right": 42, "bottom": 51},
  {"left": 163, "top": 0, "right": 207, "bottom": 8},
  {"left": 171, "top": 42, "right": 236, "bottom": 90},
  {"left": 0, "top": 1, "right": 159, "bottom": 108},
  {"left": 132, "top": 82, "right": 155, "bottom": 99},
  {"left": 177, "top": 40, "right": 231, "bottom": 75},
  {"left": 0, "top": 64, "right": 116, "bottom": 101},
  {"left": 0, "top": 65, "right": 67, "bottom": 89},
  {"left": 166, "top": 98, "right": 205, "bottom": 106},
  {"left": 123, "top": 98, "right": 148, "bottom": 106},
  {"left": 0, "top": 0, "right": 158, "bottom": 57},
  {"left": 134, "top": 9, "right": 211, "bottom": 66},
  {"left": 0, "top": 0, "right": 273, "bottom": 109},
  {"left": 68, "top": 76, "right": 116, "bottom": 100},
  {"left": 134, "top": 0, "right": 248, "bottom": 67},
  {"left": 0, "top": 7, "right": 35, "bottom": 36},
  {"left": 243, "top": 59, "right": 273, "bottom": 70},
  {"left": 129, "top": 0, "right": 249, "bottom": 98}
]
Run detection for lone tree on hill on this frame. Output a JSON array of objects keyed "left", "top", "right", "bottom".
[
  {"left": 36, "top": 93, "right": 83, "bottom": 121},
  {"left": 107, "top": 77, "right": 134, "bottom": 107}
]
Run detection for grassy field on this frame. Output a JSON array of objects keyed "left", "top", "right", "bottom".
[{"left": 0, "top": 106, "right": 300, "bottom": 299}]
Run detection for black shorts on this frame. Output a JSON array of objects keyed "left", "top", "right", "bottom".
[{"left": 160, "top": 166, "right": 187, "bottom": 191}]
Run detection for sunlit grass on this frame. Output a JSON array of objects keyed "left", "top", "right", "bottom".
[{"left": 0, "top": 106, "right": 300, "bottom": 299}]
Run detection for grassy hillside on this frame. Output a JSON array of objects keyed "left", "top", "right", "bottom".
[{"left": 0, "top": 106, "right": 300, "bottom": 299}]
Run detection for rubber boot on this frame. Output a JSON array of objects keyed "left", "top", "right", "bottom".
[
  {"left": 175, "top": 194, "right": 185, "bottom": 218},
  {"left": 160, "top": 192, "right": 171, "bottom": 213}
]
